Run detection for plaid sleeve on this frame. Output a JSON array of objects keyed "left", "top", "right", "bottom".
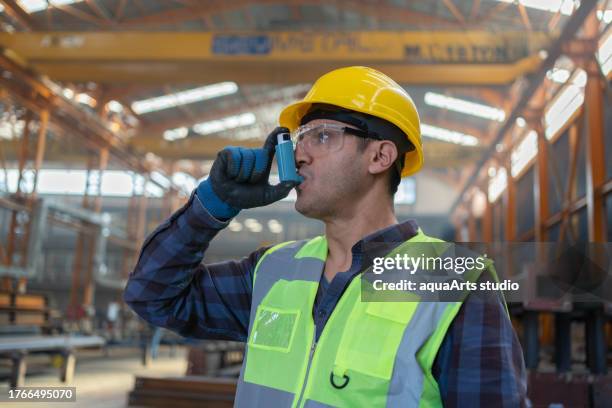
[
  {"left": 123, "top": 192, "right": 269, "bottom": 341},
  {"left": 433, "top": 282, "right": 528, "bottom": 407}
]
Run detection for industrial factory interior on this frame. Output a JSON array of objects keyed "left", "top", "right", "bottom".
[{"left": 0, "top": 0, "right": 611, "bottom": 407}]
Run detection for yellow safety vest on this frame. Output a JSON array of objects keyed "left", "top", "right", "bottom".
[{"left": 235, "top": 230, "right": 497, "bottom": 407}]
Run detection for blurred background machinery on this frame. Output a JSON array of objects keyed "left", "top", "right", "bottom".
[{"left": 0, "top": 0, "right": 610, "bottom": 407}]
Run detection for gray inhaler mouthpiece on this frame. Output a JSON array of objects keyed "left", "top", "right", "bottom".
[{"left": 275, "top": 133, "right": 304, "bottom": 183}]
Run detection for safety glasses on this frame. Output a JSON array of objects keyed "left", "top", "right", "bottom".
[{"left": 291, "top": 123, "right": 381, "bottom": 156}]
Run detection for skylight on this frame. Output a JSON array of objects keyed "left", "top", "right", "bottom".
[
  {"left": 597, "top": 31, "right": 612, "bottom": 76},
  {"left": 546, "top": 68, "right": 571, "bottom": 84},
  {"left": 495, "top": 0, "right": 576, "bottom": 16},
  {"left": 511, "top": 130, "right": 538, "bottom": 177},
  {"left": 597, "top": 9, "right": 612, "bottom": 24},
  {"left": 545, "top": 69, "right": 586, "bottom": 139},
  {"left": 15, "top": 0, "right": 83, "bottom": 14},
  {"left": 488, "top": 167, "right": 508, "bottom": 203}
]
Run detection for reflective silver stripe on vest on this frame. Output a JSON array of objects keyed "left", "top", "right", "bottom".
[
  {"left": 386, "top": 301, "right": 453, "bottom": 407},
  {"left": 236, "top": 240, "right": 321, "bottom": 408},
  {"left": 234, "top": 380, "right": 295, "bottom": 408}
]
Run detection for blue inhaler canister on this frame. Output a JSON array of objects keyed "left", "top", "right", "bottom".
[{"left": 275, "top": 133, "right": 304, "bottom": 183}]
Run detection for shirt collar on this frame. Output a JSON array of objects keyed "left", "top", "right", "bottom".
[{"left": 351, "top": 219, "right": 419, "bottom": 254}]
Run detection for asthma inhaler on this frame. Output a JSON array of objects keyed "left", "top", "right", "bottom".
[{"left": 275, "top": 133, "right": 304, "bottom": 183}]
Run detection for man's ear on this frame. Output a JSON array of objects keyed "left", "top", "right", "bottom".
[{"left": 367, "top": 141, "right": 398, "bottom": 175}]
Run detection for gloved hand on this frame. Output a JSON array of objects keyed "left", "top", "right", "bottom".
[{"left": 196, "top": 127, "right": 299, "bottom": 219}]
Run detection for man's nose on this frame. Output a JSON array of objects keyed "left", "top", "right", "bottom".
[{"left": 294, "top": 143, "right": 311, "bottom": 168}]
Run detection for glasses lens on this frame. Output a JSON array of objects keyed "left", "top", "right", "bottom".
[{"left": 293, "top": 125, "right": 345, "bottom": 155}]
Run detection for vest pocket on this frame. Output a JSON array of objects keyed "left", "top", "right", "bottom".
[
  {"left": 334, "top": 301, "right": 417, "bottom": 380},
  {"left": 249, "top": 306, "right": 301, "bottom": 353}
]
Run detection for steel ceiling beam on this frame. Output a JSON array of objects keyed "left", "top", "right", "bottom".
[
  {"left": 117, "top": 0, "right": 461, "bottom": 29},
  {"left": 0, "top": 51, "right": 171, "bottom": 190},
  {"left": 442, "top": 0, "right": 466, "bottom": 25},
  {"left": 52, "top": 3, "right": 110, "bottom": 27},
  {"left": 0, "top": 0, "right": 39, "bottom": 31},
  {"left": 84, "top": 0, "right": 114, "bottom": 24},
  {"left": 449, "top": 0, "right": 599, "bottom": 215}
]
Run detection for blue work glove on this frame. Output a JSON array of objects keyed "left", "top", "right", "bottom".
[{"left": 196, "top": 127, "right": 298, "bottom": 219}]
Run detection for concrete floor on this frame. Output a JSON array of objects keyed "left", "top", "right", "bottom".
[{"left": 0, "top": 346, "right": 188, "bottom": 408}]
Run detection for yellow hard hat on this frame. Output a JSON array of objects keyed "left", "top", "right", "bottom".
[{"left": 279, "top": 66, "right": 422, "bottom": 177}]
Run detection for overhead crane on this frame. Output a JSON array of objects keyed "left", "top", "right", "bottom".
[{"left": 0, "top": 31, "right": 555, "bottom": 85}]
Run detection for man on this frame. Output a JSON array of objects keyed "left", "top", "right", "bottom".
[{"left": 124, "top": 66, "right": 527, "bottom": 407}]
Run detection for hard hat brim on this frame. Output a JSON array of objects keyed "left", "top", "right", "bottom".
[{"left": 279, "top": 100, "right": 423, "bottom": 177}]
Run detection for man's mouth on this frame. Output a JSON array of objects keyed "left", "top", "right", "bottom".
[
  {"left": 297, "top": 179, "right": 306, "bottom": 192},
  {"left": 296, "top": 171, "right": 309, "bottom": 192}
]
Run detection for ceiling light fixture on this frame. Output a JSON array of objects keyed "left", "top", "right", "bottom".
[
  {"left": 131, "top": 82, "right": 238, "bottom": 115},
  {"left": 192, "top": 112, "right": 256, "bottom": 136},
  {"left": 421, "top": 124, "right": 479, "bottom": 146},
  {"left": 163, "top": 127, "right": 189, "bottom": 141},
  {"left": 424, "top": 92, "right": 506, "bottom": 122}
]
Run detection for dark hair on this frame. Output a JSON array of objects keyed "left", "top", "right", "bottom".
[
  {"left": 389, "top": 166, "right": 402, "bottom": 196},
  {"left": 355, "top": 139, "right": 402, "bottom": 197}
]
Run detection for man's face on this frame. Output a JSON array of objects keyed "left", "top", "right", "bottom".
[{"left": 294, "top": 119, "right": 371, "bottom": 219}]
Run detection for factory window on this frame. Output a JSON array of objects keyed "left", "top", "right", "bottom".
[
  {"left": 511, "top": 130, "right": 538, "bottom": 178},
  {"left": 571, "top": 208, "right": 588, "bottom": 242},
  {"left": 606, "top": 96, "right": 612, "bottom": 179},
  {"left": 548, "top": 130, "right": 569, "bottom": 216},
  {"left": 516, "top": 167, "right": 535, "bottom": 238},
  {"left": 488, "top": 167, "right": 507, "bottom": 203},
  {"left": 474, "top": 217, "right": 482, "bottom": 241},
  {"left": 394, "top": 178, "right": 416, "bottom": 205},
  {"left": 575, "top": 123, "right": 587, "bottom": 199},
  {"left": 548, "top": 222, "right": 560, "bottom": 243},
  {"left": 458, "top": 221, "right": 469, "bottom": 242},
  {"left": 546, "top": 216, "right": 586, "bottom": 246},
  {"left": 606, "top": 194, "right": 612, "bottom": 242},
  {"left": 545, "top": 70, "right": 586, "bottom": 140},
  {"left": 492, "top": 200, "right": 505, "bottom": 242},
  {"left": 598, "top": 30, "right": 612, "bottom": 76},
  {"left": 0, "top": 169, "right": 168, "bottom": 198}
]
